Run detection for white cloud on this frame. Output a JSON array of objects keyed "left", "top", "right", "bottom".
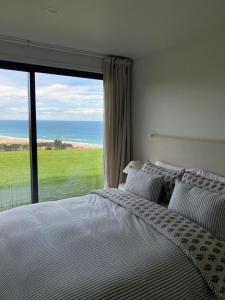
[
  {"left": 0, "top": 85, "right": 27, "bottom": 98},
  {"left": 64, "top": 108, "right": 103, "bottom": 113},
  {"left": 36, "top": 84, "right": 103, "bottom": 102},
  {"left": 0, "top": 81, "right": 103, "bottom": 121},
  {"left": 10, "top": 107, "right": 28, "bottom": 113},
  {"left": 0, "top": 83, "right": 103, "bottom": 102}
]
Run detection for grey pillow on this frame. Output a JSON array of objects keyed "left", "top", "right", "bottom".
[
  {"left": 142, "top": 161, "right": 184, "bottom": 204},
  {"left": 125, "top": 168, "right": 163, "bottom": 202},
  {"left": 169, "top": 180, "right": 225, "bottom": 241}
]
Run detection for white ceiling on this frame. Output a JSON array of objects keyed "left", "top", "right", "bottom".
[{"left": 0, "top": 0, "right": 225, "bottom": 58}]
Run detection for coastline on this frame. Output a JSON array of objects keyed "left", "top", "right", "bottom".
[{"left": 0, "top": 135, "right": 103, "bottom": 149}]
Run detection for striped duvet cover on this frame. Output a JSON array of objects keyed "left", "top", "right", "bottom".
[{"left": 0, "top": 189, "right": 221, "bottom": 300}]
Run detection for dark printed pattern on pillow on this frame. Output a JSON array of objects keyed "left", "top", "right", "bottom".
[
  {"left": 182, "top": 173, "right": 225, "bottom": 194},
  {"left": 93, "top": 188, "right": 225, "bottom": 300},
  {"left": 142, "top": 162, "right": 183, "bottom": 204}
]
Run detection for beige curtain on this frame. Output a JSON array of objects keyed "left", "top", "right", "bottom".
[{"left": 103, "top": 56, "right": 132, "bottom": 188}]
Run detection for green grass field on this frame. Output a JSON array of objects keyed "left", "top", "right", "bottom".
[{"left": 0, "top": 148, "right": 104, "bottom": 211}]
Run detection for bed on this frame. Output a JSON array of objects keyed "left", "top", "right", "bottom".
[{"left": 0, "top": 135, "right": 225, "bottom": 300}]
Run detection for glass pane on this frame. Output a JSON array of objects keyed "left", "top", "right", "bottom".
[
  {"left": 36, "top": 73, "right": 104, "bottom": 202},
  {"left": 0, "top": 68, "right": 31, "bottom": 211}
]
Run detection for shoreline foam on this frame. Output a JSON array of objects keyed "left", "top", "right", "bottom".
[{"left": 0, "top": 135, "right": 103, "bottom": 149}]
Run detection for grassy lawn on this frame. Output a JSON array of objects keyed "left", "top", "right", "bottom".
[{"left": 0, "top": 148, "right": 104, "bottom": 211}]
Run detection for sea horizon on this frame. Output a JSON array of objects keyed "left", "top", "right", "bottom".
[{"left": 0, "top": 120, "right": 103, "bottom": 145}]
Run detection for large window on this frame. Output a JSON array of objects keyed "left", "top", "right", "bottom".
[
  {"left": 0, "top": 61, "right": 103, "bottom": 211},
  {"left": 0, "top": 69, "right": 31, "bottom": 211}
]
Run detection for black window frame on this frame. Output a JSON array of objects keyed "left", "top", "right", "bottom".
[{"left": 0, "top": 59, "right": 103, "bottom": 204}]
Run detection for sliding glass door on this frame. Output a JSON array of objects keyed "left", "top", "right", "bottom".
[
  {"left": 0, "top": 61, "right": 103, "bottom": 211},
  {"left": 35, "top": 73, "right": 104, "bottom": 202},
  {"left": 0, "top": 69, "right": 31, "bottom": 211}
]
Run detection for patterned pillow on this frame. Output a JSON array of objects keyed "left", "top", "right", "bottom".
[
  {"left": 142, "top": 162, "right": 184, "bottom": 203},
  {"left": 182, "top": 172, "right": 225, "bottom": 194},
  {"left": 125, "top": 168, "right": 163, "bottom": 202},
  {"left": 186, "top": 168, "right": 225, "bottom": 183},
  {"left": 169, "top": 180, "right": 225, "bottom": 241}
]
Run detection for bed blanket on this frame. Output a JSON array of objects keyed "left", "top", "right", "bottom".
[{"left": 0, "top": 189, "right": 220, "bottom": 299}]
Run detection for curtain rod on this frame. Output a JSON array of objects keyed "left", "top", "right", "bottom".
[{"left": 0, "top": 34, "right": 104, "bottom": 59}]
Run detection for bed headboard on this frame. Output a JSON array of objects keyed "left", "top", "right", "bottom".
[{"left": 150, "top": 134, "right": 225, "bottom": 176}]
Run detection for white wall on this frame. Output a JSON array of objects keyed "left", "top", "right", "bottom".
[
  {"left": 132, "top": 32, "right": 225, "bottom": 160},
  {"left": 0, "top": 40, "right": 102, "bottom": 73}
]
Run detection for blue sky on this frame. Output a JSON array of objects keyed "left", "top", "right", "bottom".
[{"left": 0, "top": 69, "right": 103, "bottom": 121}]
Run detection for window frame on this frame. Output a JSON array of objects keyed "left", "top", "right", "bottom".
[{"left": 0, "top": 59, "right": 103, "bottom": 204}]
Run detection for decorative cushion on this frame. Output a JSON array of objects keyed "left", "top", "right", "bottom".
[
  {"left": 142, "top": 162, "right": 184, "bottom": 203},
  {"left": 169, "top": 180, "right": 225, "bottom": 241},
  {"left": 125, "top": 168, "right": 163, "bottom": 202},
  {"left": 182, "top": 172, "right": 225, "bottom": 194}
]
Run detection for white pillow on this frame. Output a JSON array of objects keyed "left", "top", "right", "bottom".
[
  {"left": 123, "top": 160, "right": 144, "bottom": 174},
  {"left": 154, "top": 161, "right": 184, "bottom": 172}
]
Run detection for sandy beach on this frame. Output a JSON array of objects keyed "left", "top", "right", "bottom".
[{"left": 0, "top": 135, "right": 102, "bottom": 149}]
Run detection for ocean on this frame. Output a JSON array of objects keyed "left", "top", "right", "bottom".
[{"left": 0, "top": 120, "right": 103, "bottom": 145}]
